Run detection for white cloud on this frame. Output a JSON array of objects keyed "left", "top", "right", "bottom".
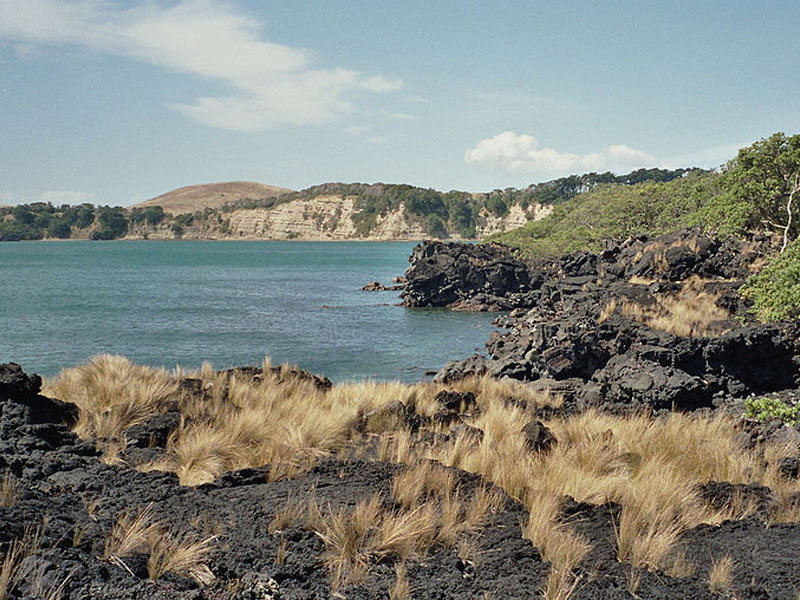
[
  {"left": 0, "top": 189, "right": 96, "bottom": 206},
  {"left": 38, "top": 190, "right": 96, "bottom": 205},
  {"left": 0, "top": 191, "right": 18, "bottom": 204},
  {"left": 0, "top": 0, "right": 402, "bottom": 131},
  {"left": 661, "top": 143, "right": 743, "bottom": 170},
  {"left": 382, "top": 110, "right": 416, "bottom": 121},
  {"left": 343, "top": 125, "right": 369, "bottom": 136},
  {"left": 464, "top": 131, "right": 656, "bottom": 177}
]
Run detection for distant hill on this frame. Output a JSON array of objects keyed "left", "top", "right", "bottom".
[{"left": 132, "top": 181, "right": 293, "bottom": 215}]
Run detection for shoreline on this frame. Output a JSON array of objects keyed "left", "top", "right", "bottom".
[{"left": 0, "top": 236, "right": 477, "bottom": 243}]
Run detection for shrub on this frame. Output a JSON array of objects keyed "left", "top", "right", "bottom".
[
  {"left": 424, "top": 214, "right": 448, "bottom": 238},
  {"left": 47, "top": 219, "right": 72, "bottom": 239},
  {"left": 743, "top": 396, "right": 799, "bottom": 425},
  {"left": 739, "top": 238, "right": 800, "bottom": 321},
  {"left": 91, "top": 207, "right": 128, "bottom": 240},
  {"left": 488, "top": 171, "right": 722, "bottom": 257}
]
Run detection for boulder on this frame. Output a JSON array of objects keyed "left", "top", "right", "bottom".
[
  {"left": 434, "top": 390, "right": 476, "bottom": 412},
  {"left": 125, "top": 411, "right": 182, "bottom": 448},
  {"left": 522, "top": 420, "right": 555, "bottom": 454},
  {"left": 434, "top": 354, "right": 489, "bottom": 383},
  {"left": 582, "top": 356, "right": 711, "bottom": 411},
  {"left": 402, "top": 241, "right": 540, "bottom": 310},
  {"left": 0, "top": 363, "right": 78, "bottom": 427}
]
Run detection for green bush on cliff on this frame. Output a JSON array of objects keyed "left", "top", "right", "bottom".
[{"left": 740, "top": 238, "right": 800, "bottom": 321}]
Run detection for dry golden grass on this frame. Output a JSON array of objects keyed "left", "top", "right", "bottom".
[
  {"left": 267, "top": 467, "right": 502, "bottom": 592},
  {"left": 429, "top": 401, "right": 797, "bottom": 580},
  {"left": 0, "top": 473, "right": 19, "bottom": 509},
  {"left": 628, "top": 275, "right": 657, "bottom": 285},
  {"left": 44, "top": 354, "right": 178, "bottom": 459},
  {"left": 708, "top": 554, "right": 734, "bottom": 594},
  {"left": 103, "top": 505, "right": 161, "bottom": 568},
  {"left": 0, "top": 525, "right": 43, "bottom": 600},
  {"left": 391, "top": 461, "right": 455, "bottom": 510},
  {"left": 45, "top": 355, "right": 800, "bottom": 596},
  {"left": 599, "top": 277, "right": 732, "bottom": 337},
  {"left": 312, "top": 494, "right": 439, "bottom": 590},
  {"left": 524, "top": 492, "right": 591, "bottom": 600},
  {"left": 274, "top": 537, "right": 288, "bottom": 565},
  {"left": 147, "top": 532, "right": 216, "bottom": 584},
  {"left": 661, "top": 548, "right": 696, "bottom": 579},
  {"left": 104, "top": 504, "right": 215, "bottom": 584},
  {"left": 389, "top": 563, "right": 411, "bottom": 600}
]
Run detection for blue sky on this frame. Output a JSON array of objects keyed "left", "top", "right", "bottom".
[{"left": 1, "top": 0, "right": 798, "bottom": 206}]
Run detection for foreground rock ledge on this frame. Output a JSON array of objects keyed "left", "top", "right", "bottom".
[{"left": 4, "top": 361, "right": 800, "bottom": 598}]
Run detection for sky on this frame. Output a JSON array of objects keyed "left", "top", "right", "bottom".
[{"left": 0, "top": 1, "right": 799, "bottom": 207}]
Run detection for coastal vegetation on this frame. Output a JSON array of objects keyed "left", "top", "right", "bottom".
[
  {"left": 491, "top": 132, "right": 800, "bottom": 260},
  {"left": 487, "top": 131, "right": 800, "bottom": 322}
]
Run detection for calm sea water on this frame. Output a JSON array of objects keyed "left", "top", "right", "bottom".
[{"left": 0, "top": 241, "right": 496, "bottom": 382}]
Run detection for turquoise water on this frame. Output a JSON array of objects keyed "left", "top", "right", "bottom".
[{"left": 0, "top": 241, "right": 495, "bottom": 382}]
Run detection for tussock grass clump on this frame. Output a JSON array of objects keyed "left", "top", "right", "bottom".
[
  {"left": 389, "top": 562, "right": 411, "bottom": 600},
  {"left": 313, "top": 494, "right": 438, "bottom": 590},
  {"left": 44, "top": 354, "right": 178, "bottom": 459},
  {"left": 103, "top": 505, "right": 215, "bottom": 584},
  {"left": 45, "top": 355, "right": 800, "bottom": 596},
  {"left": 708, "top": 554, "right": 734, "bottom": 594},
  {"left": 0, "top": 473, "right": 19, "bottom": 509},
  {"left": 270, "top": 468, "right": 502, "bottom": 591},
  {"left": 430, "top": 401, "right": 795, "bottom": 581},
  {"left": 524, "top": 493, "right": 591, "bottom": 599},
  {"left": 0, "top": 525, "right": 44, "bottom": 600},
  {"left": 147, "top": 532, "right": 216, "bottom": 584}
]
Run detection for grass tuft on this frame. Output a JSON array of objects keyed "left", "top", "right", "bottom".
[{"left": 708, "top": 554, "right": 734, "bottom": 594}]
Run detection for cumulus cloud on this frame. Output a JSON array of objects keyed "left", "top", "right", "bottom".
[
  {"left": 0, "top": 0, "right": 402, "bottom": 130},
  {"left": 464, "top": 131, "right": 656, "bottom": 177}
]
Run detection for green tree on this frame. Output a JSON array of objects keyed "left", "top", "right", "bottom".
[
  {"left": 144, "top": 206, "right": 165, "bottom": 226},
  {"left": 74, "top": 205, "right": 95, "bottom": 229},
  {"left": 740, "top": 238, "right": 800, "bottom": 321},
  {"left": 90, "top": 207, "right": 128, "bottom": 240},
  {"left": 47, "top": 219, "right": 72, "bottom": 239},
  {"left": 724, "top": 132, "right": 800, "bottom": 252},
  {"left": 11, "top": 205, "right": 34, "bottom": 225},
  {"left": 424, "top": 214, "right": 448, "bottom": 238}
]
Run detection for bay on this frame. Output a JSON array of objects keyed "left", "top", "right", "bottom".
[{"left": 0, "top": 241, "right": 495, "bottom": 382}]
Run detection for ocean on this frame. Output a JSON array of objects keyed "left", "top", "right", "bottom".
[{"left": 0, "top": 240, "right": 496, "bottom": 382}]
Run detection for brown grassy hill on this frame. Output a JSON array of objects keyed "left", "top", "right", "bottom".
[{"left": 133, "top": 181, "right": 293, "bottom": 215}]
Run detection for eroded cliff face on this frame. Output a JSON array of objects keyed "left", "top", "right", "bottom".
[
  {"left": 125, "top": 195, "right": 551, "bottom": 241},
  {"left": 476, "top": 203, "right": 552, "bottom": 238},
  {"left": 225, "top": 195, "right": 435, "bottom": 240}
]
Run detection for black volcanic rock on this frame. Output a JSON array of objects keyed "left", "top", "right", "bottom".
[
  {"left": 418, "top": 229, "right": 800, "bottom": 412},
  {"left": 0, "top": 362, "right": 78, "bottom": 427},
  {"left": 401, "top": 241, "right": 542, "bottom": 310}
]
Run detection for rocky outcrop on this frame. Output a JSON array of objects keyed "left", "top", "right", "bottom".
[
  {"left": 418, "top": 229, "right": 800, "bottom": 413},
  {"left": 401, "top": 241, "right": 544, "bottom": 310}
]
